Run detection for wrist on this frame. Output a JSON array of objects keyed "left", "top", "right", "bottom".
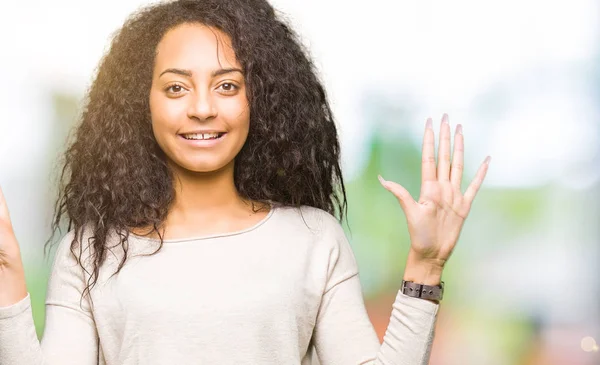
[
  {"left": 403, "top": 250, "right": 444, "bottom": 286},
  {"left": 0, "top": 265, "right": 28, "bottom": 307}
]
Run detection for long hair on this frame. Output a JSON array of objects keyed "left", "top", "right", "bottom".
[{"left": 46, "top": 0, "right": 347, "bottom": 302}]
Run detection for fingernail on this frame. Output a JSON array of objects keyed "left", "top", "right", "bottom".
[
  {"left": 426, "top": 118, "right": 432, "bottom": 130},
  {"left": 456, "top": 124, "right": 462, "bottom": 134},
  {"left": 442, "top": 113, "right": 449, "bottom": 125},
  {"left": 484, "top": 156, "right": 491, "bottom": 164}
]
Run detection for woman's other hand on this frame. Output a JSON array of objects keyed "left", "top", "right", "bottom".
[{"left": 0, "top": 185, "right": 28, "bottom": 306}]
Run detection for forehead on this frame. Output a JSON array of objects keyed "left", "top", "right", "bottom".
[{"left": 154, "top": 23, "right": 240, "bottom": 73}]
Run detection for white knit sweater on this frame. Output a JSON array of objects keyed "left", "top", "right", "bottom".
[{"left": 0, "top": 204, "right": 439, "bottom": 364}]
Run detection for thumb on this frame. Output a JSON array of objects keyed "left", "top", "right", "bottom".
[
  {"left": 0, "top": 185, "right": 21, "bottom": 268},
  {"left": 0, "top": 185, "right": 11, "bottom": 226},
  {"left": 378, "top": 175, "right": 416, "bottom": 212}
]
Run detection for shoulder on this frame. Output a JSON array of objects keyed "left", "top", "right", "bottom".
[
  {"left": 275, "top": 205, "right": 359, "bottom": 290},
  {"left": 272, "top": 203, "right": 343, "bottom": 230},
  {"left": 50, "top": 223, "right": 101, "bottom": 273},
  {"left": 51, "top": 225, "right": 85, "bottom": 259},
  {"left": 45, "top": 225, "right": 97, "bottom": 300},
  {"left": 271, "top": 204, "right": 354, "bottom": 262},
  {"left": 48, "top": 223, "right": 128, "bottom": 289},
  {"left": 272, "top": 204, "right": 346, "bottom": 239}
]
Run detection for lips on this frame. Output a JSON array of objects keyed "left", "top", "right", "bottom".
[
  {"left": 180, "top": 132, "right": 226, "bottom": 140},
  {"left": 177, "top": 132, "right": 227, "bottom": 147},
  {"left": 179, "top": 130, "right": 226, "bottom": 135}
]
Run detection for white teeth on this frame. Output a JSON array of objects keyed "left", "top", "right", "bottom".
[{"left": 183, "top": 133, "right": 221, "bottom": 140}]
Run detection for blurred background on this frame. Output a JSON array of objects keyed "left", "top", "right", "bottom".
[{"left": 1, "top": 0, "right": 598, "bottom": 364}]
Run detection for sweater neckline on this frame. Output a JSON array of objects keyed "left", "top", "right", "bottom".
[{"left": 129, "top": 202, "right": 277, "bottom": 243}]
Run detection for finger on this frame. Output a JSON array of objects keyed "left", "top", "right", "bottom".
[
  {"left": 0, "top": 185, "right": 11, "bottom": 225},
  {"left": 421, "top": 118, "right": 436, "bottom": 184},
  {"left": 437, "top": 113, "right": 451, "bottom": 181},
  {"left": 464, "top": 156, "right": 491, "bottom": 204},
  {"left": 378, "top": 175, "right": 416, "bottom": 212},
  {"left": 450, "top": 124, "right": 464, "bottom": 190}
]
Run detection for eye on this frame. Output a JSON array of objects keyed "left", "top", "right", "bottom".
[
  {"left": 218, "top": 83, "right": 239, "bottom": 94},
  {"left": 164, "top": 83, "right": 186, "bottom": 95}
]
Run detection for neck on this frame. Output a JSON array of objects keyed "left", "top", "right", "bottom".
[
  {"left": 168, "top": 159, "right": 249, "bottom": 220},
  {"left": 130, "top": 159, "right": 271, "bottom": 239}
]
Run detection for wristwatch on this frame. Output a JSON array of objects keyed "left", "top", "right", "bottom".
[{"left": 401, "top": 280, "right": 444, "bottom": 301}]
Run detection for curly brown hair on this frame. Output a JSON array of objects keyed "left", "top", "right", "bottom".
[{"left": 46, "top": 0, "right": 348, "bottom": 303}]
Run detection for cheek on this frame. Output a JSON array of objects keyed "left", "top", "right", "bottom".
[
  {"left": 229, "top": 101, "right": 250, "bottom": 131},
  {"left": 150, "top": 87, "right": 190, "bottom": 124},
  {"left": 238, "top": 109, "right": 250, "bottom": 132},
  {"left": 230, "top": 109, "right": 250, "bottom": 144}
]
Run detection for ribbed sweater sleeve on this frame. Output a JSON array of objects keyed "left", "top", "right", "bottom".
[
  {"left": 0, "top": 230, "right": 99, "bottom": 365},
  {"left": 311, "top": 213, "right": 439, "bottom": 364}
]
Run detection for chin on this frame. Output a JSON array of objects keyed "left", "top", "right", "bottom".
[{"left": 170, "top": 157, "right": 234, "bottom": 174}]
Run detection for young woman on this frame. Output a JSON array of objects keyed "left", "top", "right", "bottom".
[{"left": 0, "top": 0, "right": 490, "bottom": 364}]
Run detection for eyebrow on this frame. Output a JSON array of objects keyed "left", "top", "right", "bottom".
[{"left": 158, "top": 67, "right": 243, "bottom": 78}]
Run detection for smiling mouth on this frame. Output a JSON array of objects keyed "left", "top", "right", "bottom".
[{"left": 180, "top": 132, "right": 227, "bottom": 140}]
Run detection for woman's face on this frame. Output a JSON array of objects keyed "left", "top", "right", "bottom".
[{"left": 149, "top": 23, "right": 249, "bottom": 174}]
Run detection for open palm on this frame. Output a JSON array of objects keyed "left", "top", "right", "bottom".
[{"left": 379, "top": 114, "right": 490, "bottom": 268}]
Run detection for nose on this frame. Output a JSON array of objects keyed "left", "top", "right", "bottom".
[{"left": 187, "top": 89, "right": 217, "bottom": 121}]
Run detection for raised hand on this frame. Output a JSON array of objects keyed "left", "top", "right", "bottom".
[
  {"left": 0, "top": 185, "right": 28, "bottom": 306},
  {"left": 378, "top": 114, "right": 490, "bottom": 269}
]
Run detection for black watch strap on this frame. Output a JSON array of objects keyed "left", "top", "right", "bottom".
[{"left": 401, "top": 280, "right": 444, "bottom": 301}]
